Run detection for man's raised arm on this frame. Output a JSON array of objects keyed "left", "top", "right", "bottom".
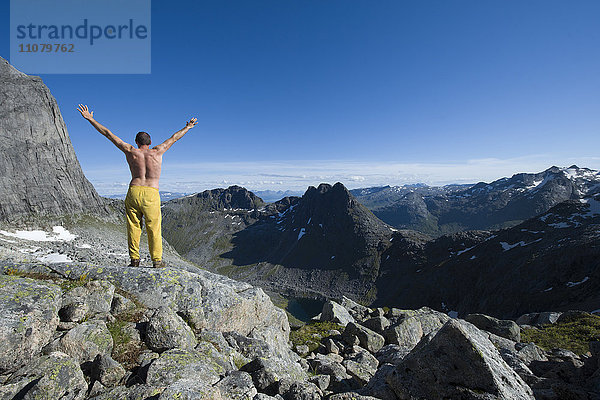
[
  {"left": 154, "top": 118, "right": 198, "bottom": 154},
  {"left": 77, "top": 104, "right": 133, "bottom": 153}
]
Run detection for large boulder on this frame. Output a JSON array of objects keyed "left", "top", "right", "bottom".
[
  {"left": 159, "top": 379, "right": 222, "bottom": 399},
  {"left": 146, "top": 346, "right": 228, "bottom": 386},
  {"left": 0, "top": 56, "right": 109, "bottom": 221},
  {"left": 382, "top": 315, "right": 423, "bottom": 349},
  {"left": 516, "top": 312, "right": 562, "bottom": 326},
  {"left": 386, "top": 319, "right": 534, "bottom": 399},
  {"left": 91, "top": 354, "right": 126, "bottom": 388},
  {"left": 3, "top": 351, "right": 87, "bottom": 400},
  {"left": 60, "top": 280, "right": 115, "bottom": 318},
  {"left": 465, "top": 313, "right": 521, "bottom": 342},
  {"left": 0, "top": 275, "right": 61, "bottom": 373},
  {"left": 145, "top": 306, "right": 197, "bottom": 352},
  {"left": 342, "top": 322, "right": 385, "bottom": 353},
  {"left": 320, "top": 300, "right": 355, "bottom": 326},
  {"left": 215, "top": 371, "right": 257, "bottom": 400},
  {"left": 46, "top": 320, "right": 113, "bottom": 364}
]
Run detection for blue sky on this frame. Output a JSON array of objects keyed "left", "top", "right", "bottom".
[{"left": 3, "top": 1, "right": 600, "bottom": 195}]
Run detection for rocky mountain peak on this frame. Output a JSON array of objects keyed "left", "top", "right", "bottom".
[
  {"left": 0, "top": 57, "right": 28, "bottom": 78},
  {"left": 172, "top": 185, "right": 265, "bottom": 211},
  {"left": 0, "top": 57, "right": 109, "bottom": 221}
]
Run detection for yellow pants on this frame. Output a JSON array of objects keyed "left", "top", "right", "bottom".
[{"left": 125, "top": 185, "right": 162, "bottom": 261}]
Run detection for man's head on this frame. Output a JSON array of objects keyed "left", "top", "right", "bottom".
[{"left": 135, "top": 131, "right": 151, "bottom": 147}]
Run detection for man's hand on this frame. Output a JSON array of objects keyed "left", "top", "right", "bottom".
[
  {"left": 185, "top": 118, "right": 198, "bottom": 129},
  {"left": 77, "top": 104, "right": 94, "bottom": 121}
]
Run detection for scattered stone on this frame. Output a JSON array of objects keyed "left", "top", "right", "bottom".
[
  {"left": 46, "top": 320, "right": 113, "bottom": 364},
  {"left": 320, "top": 301, "right": 355, "bottom": 326},
  {"left": 0, "top": 275, "right": 61, "bottom": 373},
  {"left": 254, "top": 394, "right": 283, "bottom": 400},
  {"left": 110, "top": 293, "right": 135, "bottom": 315},
  {"left": 90, "top": 385, "right": 163, "bottom": 400},
  {"left": 308, "top": 374, "right": 330, "bottom": 391},
  {"left": 61, "top": 280, "right": 115, "bottom": 317},
  {"left": 57, "top": 321, "right": 78, "bottom": 331},
  {"left": 343, "top": 322, "right": 385, "bottom": 353},
  {"left": 241, "top": 357, "right": 284, "bottom": 393},
  {"left": 517, "top": 342, "right": 548, "bottom": 366},
  {"left": 375, "top": 344, "right": 409, "bottom": 366},
  {"left": 516, "top": 312, "right": 562, "bottom": 326},
  {"left": 91, "top": 353, "right": 126, "bottom": 388},
  {"left": 284, "top": 381, "right": 322, "bottom": 400},
  {"left": 59, "top": 301, "right": 89, "bottom": 322},
  {"left": 146, "top": 347, "right": 225, "bottom": 386},
  {"left": 308, "top": 353, "right": 352, "bottom": 392},
  {"left": 362, "top": 316, "right": 390, "bottom": 334},
  {"left": 295, "top": 344, "right": 310, "bottom": 357},
  {"left": 383, "top": 315, "right": 423, "bottom": 350},
  {"left": 327, "top": 393, "right": 380, "bottom": 399},
  {"left": 216, "top": 370, "right": 257, "bottom": 400},
  {"left": 360, "top": 363, "right": 397, "bottom": 400},
  {"left": 159, "top": 379, "right": 222, "bottom": 399},
  {"left": 4, "top": 352, "right": 87, "bottom": 400},
  {"left": 145, "top": 306, "right": 197, "bottom": 352},
  {"left": 465, "top": 313, "right": 521, "bottom": 342},
  {"left": 323, "top": 338, "right": 340, "bottom": 355},
  {"left": 339, "top": 296, "right": 371, "bottom": 322},
  {"left": 556, "top": 310, "right": 591, "bottom": 324},
  {"left": 342, "top": 347, "right": 379, "bottom": 386}
]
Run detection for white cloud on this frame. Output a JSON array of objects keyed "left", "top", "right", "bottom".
[{"left": 83, "top": 155, "right": 600, "bottom": 196}]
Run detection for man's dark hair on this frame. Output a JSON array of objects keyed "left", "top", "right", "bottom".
[{"left": 135, "top": 131, "right": 151, "bottom": 146}]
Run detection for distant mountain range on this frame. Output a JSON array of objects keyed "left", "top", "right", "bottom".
[
  {"left": 104, "top": 191, "right": 193, "bottom": 202},
  {"left": 162, "top": 168, "right": 600, "bottom": 318},
  {"left": 351, "top": 165, "right": 600, "bottom": 236}
]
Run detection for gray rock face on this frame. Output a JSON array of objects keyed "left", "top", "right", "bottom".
[
  {"left": 343, "top": 322, "right": 385, "bottom": 353},
  {"left": 61, "top": 280, "right": 115, "bottom": 318},
  {"left": 41, "top": 263, "right": 293, "bottom": 361},
  {"left": 308, "top": 354, "right": 352, "bottom": 392},
  {"left": 466, "top": 313, "right": 521, "bottom": 342},
  {"left": 360, "top": 363, "right": 398, "bottom": 400},
  {"left": 90, "top": 385, "right": 163, "bottom": 400},
  {"left": 320, "top": 300, "right": 355, "bottom": 326},
  {"left": 58, "top": 301, "right": 88, "bottom": 323},
  {"left": 340, "top": 296, "right": 371, "bottom": 322},
  {"left": 110, "top": 293, "right": 135, "bottom": 315},
  {"left": 284, "top": 381, "right": 322, "bottom": 400},
  {"left": 159, "top": 379, "right": 222, "bottom": 399},
  {"left": 216, "top": 371, "right": 257, "bottom": 400},
  {"left": 383, "top": 316, "right": 423, "bottom": 350},
  {"left": 91, "top": 354, "right": 126, "bottom": 388},
  {"left": 0, "top": 275, "right": 61, "bottom": 373},
  {"left": 386, "top": 319, "right": 534, "bottom": 399},
  {"left": 0, "top": 56, "right": 109, "bottom": 221},
  {"left": 516, "top": 312, "right": 562, "bottom": 326},
  {"left": 146, "top": 347, "right": 226, "bottom": 386},
  {"left": 145, "top": 306, "right": 197, "bottom": 352},
  {"left": 47, "top": 320, "right": 113, "bottom": 364},
  {"left": 5, "top": 351, "right": 87, "bottom": 400}
]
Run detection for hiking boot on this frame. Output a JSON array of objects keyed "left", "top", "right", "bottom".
[
  {"left": 128, "top": 259, "right": 140, "bottom": 268},
  {"left": 153, "top": 260, "right": 166, "bottom": 268}
]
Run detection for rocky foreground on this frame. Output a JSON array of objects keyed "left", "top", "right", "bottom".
[{"left": 0, "top": 263, "right": 599, "bottom": 400}]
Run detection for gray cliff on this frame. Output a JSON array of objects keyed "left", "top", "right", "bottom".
[{"left": 0, "top": 56, "right": 108, "bottom": 221}]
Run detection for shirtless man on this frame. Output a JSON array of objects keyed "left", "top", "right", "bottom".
[{"left": 77, "top": 104, "right": 197, "bottom": 267}]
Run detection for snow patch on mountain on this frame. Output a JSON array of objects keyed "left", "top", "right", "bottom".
[{"left": 0, "top": 226, "right": 76, "bottom": 242}]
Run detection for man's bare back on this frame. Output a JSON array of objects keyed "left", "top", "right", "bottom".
[{"left": 126, "top": 147, "right": 163, "bottom": 189}]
